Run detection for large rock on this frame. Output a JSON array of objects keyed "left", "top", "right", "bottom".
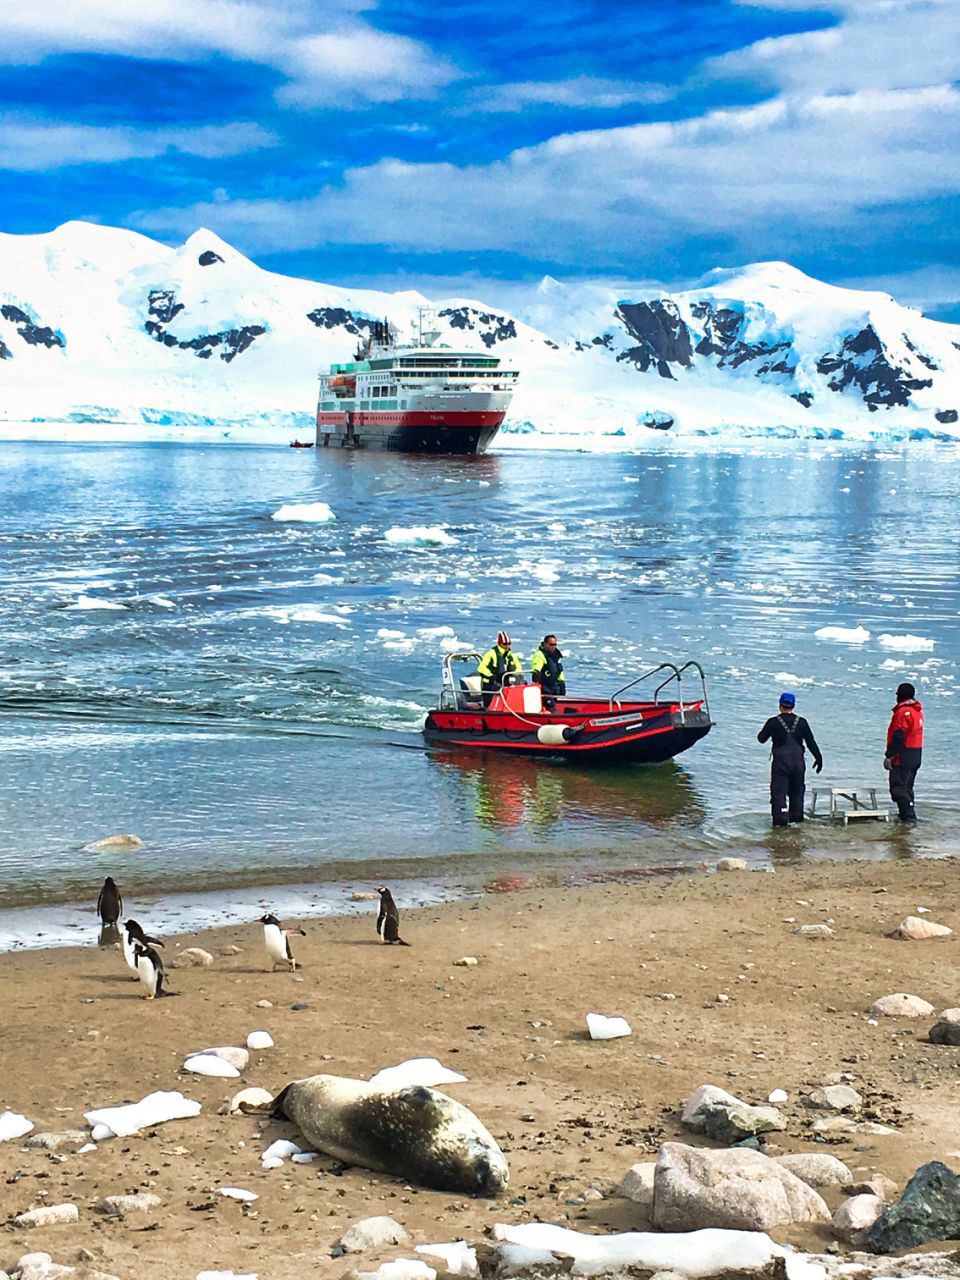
[
  {"left": 340, "top": 1216, "right": 410, "bottom": 1253},
  {"left": 653, "top": 1142, "right": 830, "bottom": 1232},
  {"left": 614, "top": 1162, "right": 656, "bottom": 1212},
  {"left": 929, "top": 1009, "right": 960, "bottom": 1046},
  {"left": 97, "top": 1191, "right": 161, "bottom": 1216},
  {"left": 866, "top": 1161, "right": 960, "bottom": 1253},
  {"left": 833, "top": 1194, "right": 884, "bottom": 1242},
  {"left": 775, "top": 1153, "right": 853, "bottom": 1188},
  {"left": 804, "top": 1085, "right": 863, "bottom": 1111},
  {"left": 844, "top": 1174, "right": 898, "bottom": 1200},
  {"left": 869, "top": 993, "right": 935, "bottom": 1018},
  {"left": 716, "top": 857, "right": 748, "bottom": 872},
  {"left": 173, "top": 947, "right": 214, "bottom": 968},
  {"left": 680, "top": 1084, "right": 785, "bottom": 1143},
  {"left": 13, "top": 1204, "right": 79, "bottom": 1228},
  {"left": 893, "top": 916, "right": 952, "bottom": 940},
  {"left": 23, "top": 1129, "right": 88, "bottom": 1150}
]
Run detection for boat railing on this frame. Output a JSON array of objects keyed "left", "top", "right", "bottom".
[{"left": 437, "top": 652, "right": 709, "bottom": 721}]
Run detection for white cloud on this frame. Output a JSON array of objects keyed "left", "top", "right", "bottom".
[
  {"left": 466, "top": 77, "right": 673, "bottom": 114},
  {"left": 2, "top": 0, "right": 458, "bottom": 106},
  {"left": 129, "top": 84, "right": 960, "bottom": 266},
  {"left": 0, "top": 119, "right": 277, "bottom": 171},
  {"left": 714, "top": 0, "right": 960, "bottom": 95}
]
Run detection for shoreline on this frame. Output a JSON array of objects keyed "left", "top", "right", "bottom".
[{"left": 1, "top": 857, "right": 959, "bottom": 1279}]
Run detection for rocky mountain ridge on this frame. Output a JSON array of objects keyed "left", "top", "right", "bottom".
[{"left": 0, "top": 222, "right": 957, "bottom": 441}]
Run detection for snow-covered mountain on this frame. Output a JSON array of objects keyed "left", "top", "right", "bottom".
[{"left": 1, "top": 221, "right": 958, "bottom": 444}]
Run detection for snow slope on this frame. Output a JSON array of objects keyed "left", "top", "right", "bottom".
[{"left": 1, "top": 222, "right": 958, "bottom": 445}]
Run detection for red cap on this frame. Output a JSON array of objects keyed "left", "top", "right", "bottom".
[{"left": 497, "top": 631, "right": 511, "bottom": 646}]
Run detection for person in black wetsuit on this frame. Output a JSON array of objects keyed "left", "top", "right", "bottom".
[{"left": 757, "top": 691, "right": 823, "bottom": 827}]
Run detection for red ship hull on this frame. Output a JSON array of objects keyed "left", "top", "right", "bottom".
[{"left": 316, "top": 409, "right": 505, "bottom": 454}]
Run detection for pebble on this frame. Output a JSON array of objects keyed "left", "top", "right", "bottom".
[
  {"left": 716, "top": 857, "right": 748, "bottom": 872},
  {"left": 794, "top": 924, "right": 834, "bottom": 938},
  {"left": 767, "top": 1089, "right": 788, "bottom": 1104},
  {"left": 98, "top": 1192, "right": 161, "bottom": 1216},
  {"left": 256, "top": 999, "right": 273, "bottom": 1008},
  {"left": 454, "top": 956, "right": 478, "bottom": 967},
  {"left": 291, "top": 1002, "right": 311, "bottom": 1011}
]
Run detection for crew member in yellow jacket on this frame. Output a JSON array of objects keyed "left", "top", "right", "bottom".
[{"left": 476, "top": 631, "right": 522, "bottom": 704}]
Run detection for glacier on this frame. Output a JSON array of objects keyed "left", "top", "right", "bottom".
[{"left": 1, "top": 221, "right": 959, "bottom": 448}]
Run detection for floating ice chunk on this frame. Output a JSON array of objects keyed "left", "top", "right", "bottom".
[
  {"left": 880, "top": 658, "right": 907, "bottom": 670},
  {"left": 491, "top": 1223, "right": 821, "bottom": 1280},
  {"left": 439, "top": 636, "right": 470, "bottom": 653},
  {"left": 586, "top": 1013, "right": 632, "bottom": 1040},
  {"left": 878, "top": 633, "right": 934, "bottom": 652},
  {"left": 369, "top": 1058, "right": 468, "bottom": 1090},
  {"left": 814, "top": 625, "right": 870, "bottom": 644},
  {"left": 184, "top": 1053, "right": 241, "bottom": 1078},
  {"left": 415, "top": 1242, "right": 479, "bottom": 1277},
  {"left": 85, "top": 1090, "right": 201, "bottom": 1139},
  {"left": 219, "top": 1187, "right": 259, "bottom": 1201},
  {"left": 67, "top": 594, "right": 127, "bottom": 610},
  {"left": 377, "top": 628, "right": 407, "bottom": 640},
  {"left": 417, "top": 626, "right": 456, "bottom": 638},
  {"left": 384, "top": 525, "right": 457, "bottom": 547},
  {"left": 246, "top": 1031, "right": 274, "bottom": 1050},
  {"left": 0, "top": 1110, "right": 33, "bottom": 1142},
  {"left": 271, "top": 502, "right": 335, "bottom": 523}
]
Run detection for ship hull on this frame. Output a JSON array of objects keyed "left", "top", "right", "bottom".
[{"left": 316, "top": 409, "right": 504, "bottom": 454}]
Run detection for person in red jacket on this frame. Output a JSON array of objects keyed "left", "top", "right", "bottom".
[{"left": 884, "top": 681, "right": 923, "bottom": 822}]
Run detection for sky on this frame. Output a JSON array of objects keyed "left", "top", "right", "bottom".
[{"left": 3, "top": 0, "right": 960, "bottom": 318}]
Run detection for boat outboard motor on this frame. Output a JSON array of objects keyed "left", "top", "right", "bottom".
[{"left": 536, "top": 723, "right": 581, "bottom": 746}]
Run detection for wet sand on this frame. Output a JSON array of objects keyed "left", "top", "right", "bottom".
[{"left": 1, "top": 856, "right": 959, "bottom": 1279}]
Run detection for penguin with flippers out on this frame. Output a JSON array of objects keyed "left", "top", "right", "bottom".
[
  {"left": 122, "top": 919, "right": 164, "bottom": 980},
  {"left": 259, "top": 913, "right": 306, "bottom": 971},
  {"left": 376, "top": 886, "right": 410, "bottom": 946}
]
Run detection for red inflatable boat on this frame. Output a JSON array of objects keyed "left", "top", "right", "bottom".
[{"left": 423, "top": 655, "right": 713, "bottom": 762}]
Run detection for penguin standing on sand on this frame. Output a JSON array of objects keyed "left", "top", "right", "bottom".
[
  {"left": 259, "top": 913, "right": 306, "bottom": 971},
  {"left": 122, "top": 919, "right": 164, "bottom": 980},
  {"left": 133, "top": 941, "right": 165, "bottom": 999},
  {"left": 97, "top": 876, "right": 123, "bottom": 927},
  {"left": 376, "top": 887, "right": 410, "bottom": 946}
]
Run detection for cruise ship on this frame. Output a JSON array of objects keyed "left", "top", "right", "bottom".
[{"left": 315, "top": 316, "right": 519, "bottom": 454}]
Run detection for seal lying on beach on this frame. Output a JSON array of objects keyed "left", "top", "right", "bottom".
[{"left": 268, "top": 1073, "right": 508, "bottom": 1196}]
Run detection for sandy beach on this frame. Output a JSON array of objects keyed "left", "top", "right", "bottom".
[{"left": 1, "top": 856, "right": 959, "bottom": 1279}]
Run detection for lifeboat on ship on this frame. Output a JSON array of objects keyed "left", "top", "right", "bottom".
[{"left": 423, "top": 654, "right": 714, "bottom": 763}]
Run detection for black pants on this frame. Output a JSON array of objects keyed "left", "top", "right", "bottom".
[
  {"left": 771, "top": 761, "right": 805, "bottom": 826},
  {"left": 889, "top": 764, "right": 919, "bottom": 820}
]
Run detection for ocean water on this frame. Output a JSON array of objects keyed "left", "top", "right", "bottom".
[{"left": 0, "top": 439, "right": 957, "bottom": 944}]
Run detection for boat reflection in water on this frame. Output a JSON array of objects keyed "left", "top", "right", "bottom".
[{"left": 426, "top": 747, "right": 706, "bottom": 835}]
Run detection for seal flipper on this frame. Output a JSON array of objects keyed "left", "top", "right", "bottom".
[{"left": 269, "top": 1083, "right": 293, "bottom": 1119}]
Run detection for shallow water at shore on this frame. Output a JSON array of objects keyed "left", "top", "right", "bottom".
[{"left": 0, "top": 437, "right": 957, "bottom": 933}]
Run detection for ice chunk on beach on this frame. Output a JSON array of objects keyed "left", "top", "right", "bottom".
[
  {"left": 262, "top": 1138, "right": 302, "bottom": 1166},
  {"left": 184, "top": 1053, "right": 241, "bottom": 1078},
  {"left": 415, "top": 1242, "right": 478, "bottom": 1278},
  {"left": 491, "top": 1223, "right": 822, "bottom": 1280},
  {"left": 196, "top": 1273, "right": 258, "bottom": 1280},
  {"left": 85, "top": 1090, "right": 201, "bottom": 1139},
  {"left": 878, "top": 633, "right": 935, "bottom": 652},
  {"left": 369, "top": 1058, "right": 468, "bottom": 1090},
  {"left": 0, "top": 1110, "right": 33, "bottom": 1142},
  {"left": 246, "top": 1031, "right": 274, "bottom": 1050},
  {"left": 66, "top": 594, "right": 127, "bottom": 610},
  {"left": 384, "top": 525, "right": 457, "bottom": 547},
  {"left": 271, "top": 502, "right": 335, "bottom": 522},
  {"left": 356, "top": 1264, "right": 436, "bottom": 1280},
  {"left": 586, "top": 1013, "right": 632, "bottom": 1040},
  {"left": 814, "top": 625, "right": 870, "bottom": 644},
  {"left": 219, "top": 1187, "right": 259, "bottom": 1201}
]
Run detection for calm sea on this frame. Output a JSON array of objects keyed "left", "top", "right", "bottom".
[{"left": 0, "top": 439, "right": 956, "bottom": 944}]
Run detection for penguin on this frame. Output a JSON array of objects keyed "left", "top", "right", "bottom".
[
  {"left": 97, "top": 876, "right": 123, "bottom": 926},
  {"left": 376, "top": 886, "right": 410, "bottom": 946},
  {"left": 259, "top": 913, "right": 306, "bottom": 971},
  {"left": 133, "top": 941, "right": 165, "bottom": 999},
  {"left": 122, "top": 919, "right": 164, "bottom": 981}
]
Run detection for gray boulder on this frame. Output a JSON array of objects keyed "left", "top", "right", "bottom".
[
  {"left": 929, "top": 1009, "right": 960, "bottom": 1046},
  {"left": 775, "top": 1153, "right": 853, "bottom": 1188},
  {"left": 653, "top": 1141, "right": 829, "bottom": 1232},
  {"left": 804, "top": 1085, "right": 863, "bottom": 1111},
  {"left": 340, "top": 1216, "right": 409, "bottom": 1253},
  {"left": 614, "top": 1162, "right": 656, "bottom": 1212},
  {"left": 680, "top": 1084, "right": 785, "bottom": 1143},
  {"left": 867, "top": 1161, "right": 960, "bottom": 1253}
]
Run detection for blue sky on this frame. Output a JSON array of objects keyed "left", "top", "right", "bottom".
[{"left": 3, "top": 0, "right": 960, "bottom": 317}]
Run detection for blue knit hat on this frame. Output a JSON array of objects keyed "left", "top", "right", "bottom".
[{"left": 779, "top": 691, "right": 796, "bottom": 709}]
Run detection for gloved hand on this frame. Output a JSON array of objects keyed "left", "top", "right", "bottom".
[
  {"left": 814, "top": 759, "right": 823, "bottom": 774},
  {"left": 883, "top": 757, "right": 891, "bottom": 771}
]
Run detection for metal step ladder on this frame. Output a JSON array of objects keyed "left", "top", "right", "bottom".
[{"left": 809, "top": 785, "right": 890, "bottom": 824}]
